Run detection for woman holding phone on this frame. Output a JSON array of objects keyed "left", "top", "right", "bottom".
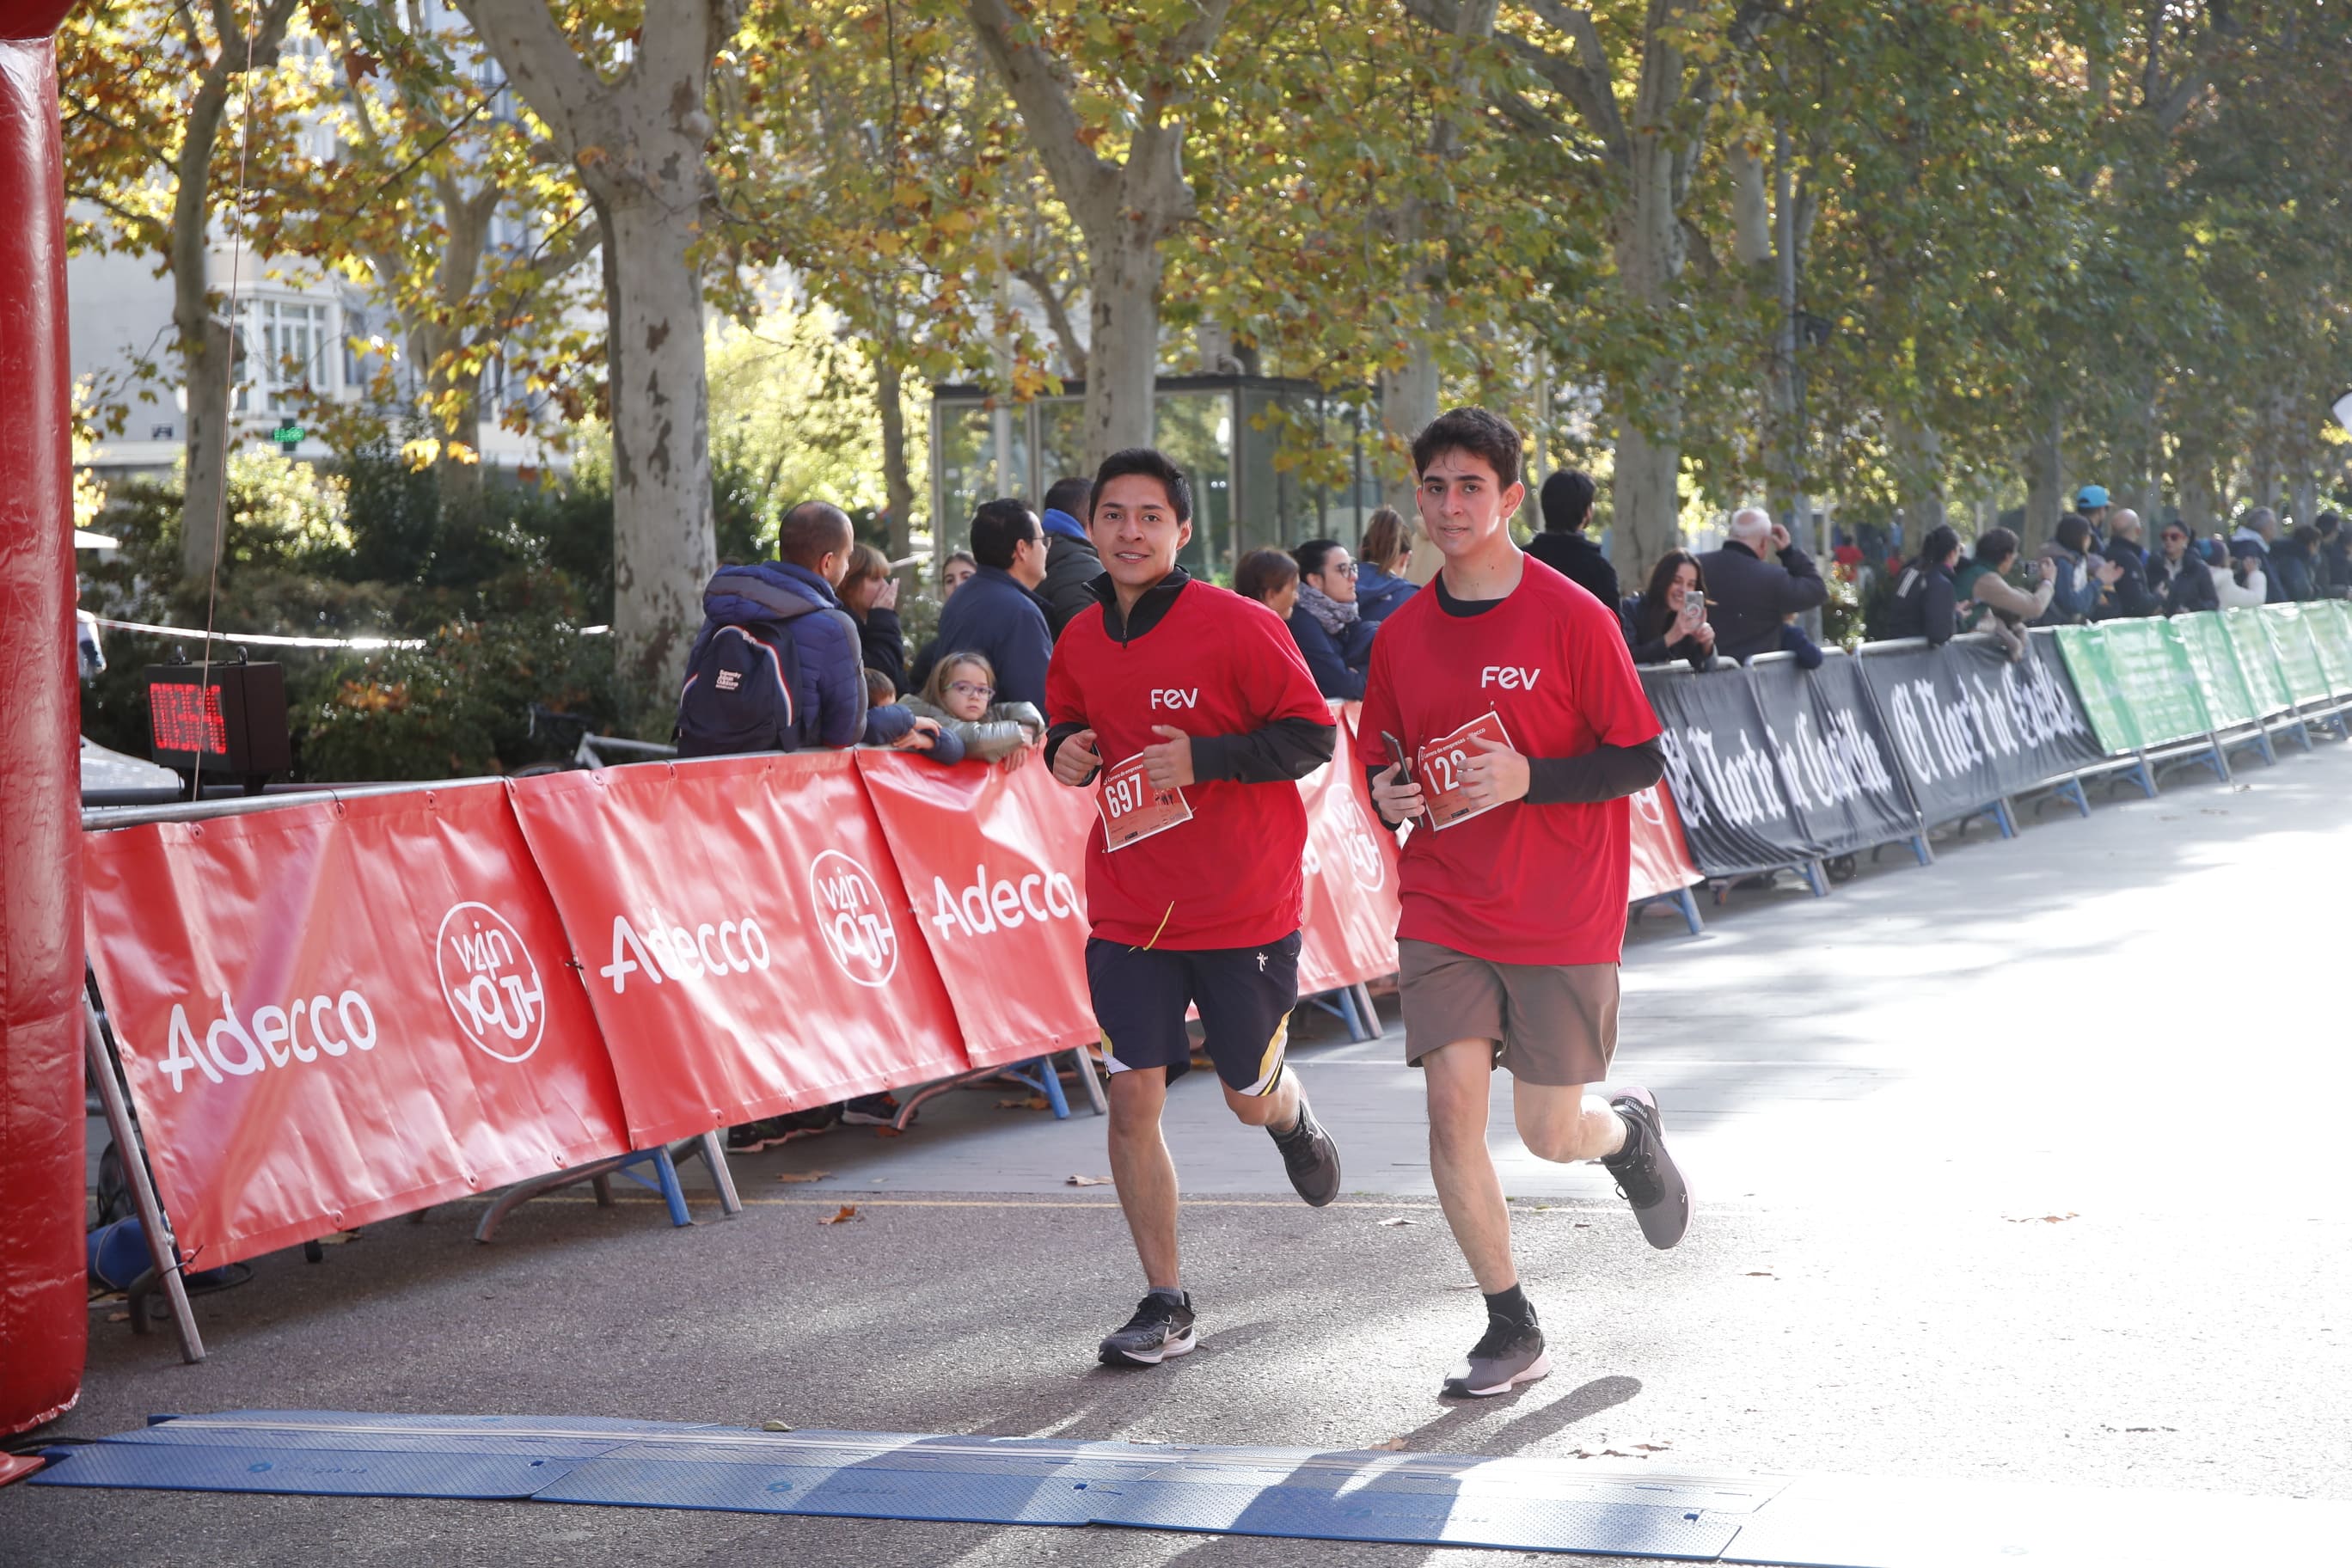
[{"left": 1620, "top": 550, "right": 1715, "bottom": 670}]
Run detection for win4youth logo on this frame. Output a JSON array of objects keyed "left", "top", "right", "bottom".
[
  {"left": 807, "top": 850, "right": 899, "bottom": 988},
  {"left": 435, "top": 902, "right": 548, "bottom": 1063}
]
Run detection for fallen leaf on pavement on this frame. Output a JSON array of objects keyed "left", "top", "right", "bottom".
[
  {"left": 318, "top": 1229, "right": 361, "bottom": 1245},
  {"left": 1744, "top": 1271, "right": 1774, "bottom": 1277},
  {"left": 762, "top": 1420, "right": 794, "bottom": 1432},
  {"left": 1378, "top": 1216, "right": 1418, "bottom": 1228},
  {"left": 106, "top": 1310, "right": 130, "bottom": 1323},
  {"left": 872, "top": 1126, "right": 904, "bottom": 1138},
  {"left": 1632, "top": 1442, "right": 1672, "bottom": 1453},
  {"left": 775, "top": 1171, "right": 831, "bottom": 1184},
  {"left": 1572, "top": 1221, "right": 1591, "bottom": 1229},
  {"left": 2006, "top": 1212, "right": 2079, "bottom": 1224},
  {"left": 1066, "top": 1175, "right": 1113, "bottom": 1187},
  {"left": 818, "top": 1205, "right": 861, "bottom": 1226},
  {"left": 1369, "top": 1437, "right": 1408, "bottom": 1451},
  {"left": 996, "top": 1096, "right": 1050, "bottom": 1111}
]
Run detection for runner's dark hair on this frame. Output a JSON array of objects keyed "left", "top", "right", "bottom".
[
  {"left": 970, "top": 499, "right": 1038, "bottom": 569},
  {"left": 1412, "top": 407, "right": 1523, "bottom": 491},
  {"left": 1090, "top": 448, "right": 1192, "bottom": 524},
  {"left": 1539, "top": 469, "right": 1596, "bottom": 532}
]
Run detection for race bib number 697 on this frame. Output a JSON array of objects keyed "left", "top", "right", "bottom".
[
  {"left": 1417, "top": 710, "right": 1515, "bottom": 830},
  {"left": 1097, "top": 753, "right": 1193, "bottom": 850}
]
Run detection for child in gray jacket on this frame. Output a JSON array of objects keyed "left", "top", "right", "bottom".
[{"left": 906, "top": 652, "right": 1044, "bottom": 767}]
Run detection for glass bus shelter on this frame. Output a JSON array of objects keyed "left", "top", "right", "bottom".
[{"left": 929, "top": 374, "right": 1378, "bottom": 579}]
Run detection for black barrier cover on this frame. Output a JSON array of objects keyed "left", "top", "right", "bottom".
[
  {"left": 1857, "top": 634, "right": 2104, "bottom": 825},
  {"left": 1642, "top": 665, "right": 1820, "bottom": 877},
  {"left": 1749, "top": 655, "right": 1919, "bottom": 857}
]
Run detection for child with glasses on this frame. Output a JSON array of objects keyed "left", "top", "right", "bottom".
[{"left": 907, "top": 652, "right": 1046, "bottom": 769}]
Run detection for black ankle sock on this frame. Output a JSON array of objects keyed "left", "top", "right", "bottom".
[
  {"left": 1483, "top": 1284, "right": 1535, "bottom": 1327},
  {"left": 1605, "top": 1106, "right": 1641, "bottom": 1165}
]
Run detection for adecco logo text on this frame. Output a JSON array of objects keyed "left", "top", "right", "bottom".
[
  {"left": 925, "top": 861, "right": 1083, "bottom": 940},
  {"left": 436, "top": 902, "right": 547, "bottom": 1063},
  {"left": 154, "top": 988, "right": 378, "bottom": 1095},
  {"left": 809, "top": 850, "right": 898, "bottom": 987}
]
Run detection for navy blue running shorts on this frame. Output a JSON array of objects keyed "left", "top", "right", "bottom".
[{"left": 1086, "top": 930, "right": 1302, "bottom": 1094}]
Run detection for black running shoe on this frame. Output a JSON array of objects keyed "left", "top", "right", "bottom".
[
  {"left": 840, "top": 1092, "right": 901, "bottom": 1127},
  {"left": 1098, "top": 1290, "right": 1197, "bottom": 1367},
  {"left": 1442, "top": 1314, "right": 1550, "bottom": 1399},
  {"left": 1603, "top": 1087, "right": 1690, "bottom": 1250},
  {"left": 1271, "top": 1095, "right": 1342, "bottom": 1207}
]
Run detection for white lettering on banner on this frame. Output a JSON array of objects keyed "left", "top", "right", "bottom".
[
  {"left": 1315, "top": 773, "right": 1387, "bottom": 893},
  {"left": 928, "top": 862, "right": 1082, "bottom": 940},
  {"left": 1762, "top": 704, "right": 1897, "bottom": 813},
  {"left": 1148, "top": 689, "right": 1198, "bottom": 709},
  {"left": 434, "top": 902, "right": 548, "bottom": 1063},
  {"left": 1480, "top": 666, "right": 1542, "bottom": 690},
  {"left": 808, "top": 850, "right": 898, "bottom": 987},
  {"left": 1655, "top": 726, "right": 1792, "bottom": 830},
  {"left": 155, "top": 989, "right": 378, "bottom": 1095},
  {"left": 598, "top": 907, "right": 773, "bottom": 993}
]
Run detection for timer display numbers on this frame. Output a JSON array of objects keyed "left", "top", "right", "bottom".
[
  {"left": 144, "top": 662, "right": 293, "bottom": 781},
  {"left": 1096, "top": 752, "right": 1193, "bottom": 851},
  {"left": 1416, "top": 710, "right": 1516, "bottom": 830}
]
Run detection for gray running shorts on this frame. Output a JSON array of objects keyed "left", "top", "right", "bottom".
[{"left": 1397, "top": 938, "right": 1618, "bottom": 1087}]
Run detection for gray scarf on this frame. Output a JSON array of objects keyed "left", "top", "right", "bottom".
[{"left": 1296, "top": 580, "right": 1358, "bottom": 639}]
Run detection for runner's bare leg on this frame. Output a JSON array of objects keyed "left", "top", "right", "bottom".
[
  {"left": 1219, "top": 1070, "right": 1302, "bottom": 1130},
  {"left": 1106, "top": 1068, "right": 1181, "bottom": 1289},
  {"left": 1423, "top": 1038, "right": 1517, "bottom": 1293},
  {"left": 1511, "top": 1081, "right": 1627, "bottom": 1164}
]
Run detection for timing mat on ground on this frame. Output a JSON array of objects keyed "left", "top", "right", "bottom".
[{"left": 28, "top": 1410, "right": 2350, "bottom": 1565}]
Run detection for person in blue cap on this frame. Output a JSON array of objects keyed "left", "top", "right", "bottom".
[{"left": 2075, "top": 485, "right": 2112, "bottom": 548}]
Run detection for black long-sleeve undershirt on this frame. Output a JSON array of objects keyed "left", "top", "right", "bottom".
[{"left": 1366, "top": 737, "right": 1664, "bottom": 824}]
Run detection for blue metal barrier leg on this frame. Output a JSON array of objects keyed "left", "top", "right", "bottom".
[
  {"left": 1802, "top": 861, "right": 1830, "bottom": 897},
  {"left": 1353, "top": 983, "right": 1381, "bottom": 1034},
  {"left": 998, "top": 1056, "right": 1075, "bottom": 1119},
  {"left": 2128, "top": 755, "right": 2159, "bottom": 799},
  {"left": 1674, "top": 886, "right": 1704, "bottom": 934},
  {"left": 1908, "top": 833, "right": 1933, "bottom": 867},
  {"left": 2055, "top": 776, "right": 2092, "bottom": 818},
  {"left": 1069, "top": 1044, "right": 1108, "bottom": 1116},
  {"left": 1994, "top": 798, "right": 2019, "bottom": 839}
]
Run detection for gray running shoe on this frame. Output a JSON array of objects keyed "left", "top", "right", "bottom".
[
  {"left": 1271, "top": 1095, "right": 1342, "bottom": 1207},
  {"left": 1603, "top": 1087, "right": 1690, "bottom": 1250},
  {"left": 1442, "top": 1315, "right": 1550, "bottom": 1399},
  {"left": 1098, "top": 1290, "right": 1197, "bottom": 1367}
]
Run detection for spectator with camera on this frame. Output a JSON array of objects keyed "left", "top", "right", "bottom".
[
  {"left": 1620, "top": 551, "right": 1716, "bottom": 670},
  {"left": 2147, "top": 518, "right": 2220, "bottom": 616},
  {"left": 1698, "top": 507, "right": 1828, "bottom": 665},
  {"left": 1952, "top": 527, "right": 2055, "bottom": 661},
  {"left": 2208, "top": 535, "right": 2268, "bottom": 609}
]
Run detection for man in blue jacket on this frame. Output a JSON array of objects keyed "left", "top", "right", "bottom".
[
  {"left": 922, "top": 499, "right": 1056, "bottom": 710},
  {"left": 697, "top": 501, "right": 938, "bottom": 750},
  {"left": 1038, "top": 476, "right": 1104, "bottom": 636}
]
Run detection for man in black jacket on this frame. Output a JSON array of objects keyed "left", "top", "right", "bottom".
[
  {"left": 2148, "top": 518, "right": 2220, "bottom": 615},
  {"left": 1696, "top": 508, "right": 1828, "bottom": 660},
  {"left": 1038, "top": 475, "right": 1103, "bottom": 636},
  {"left": 1523, "top": 470, "right": 1618, "bottom": 607},
  {"left": 2097, "top": 508, "right": 2159, "bottom": 619}
]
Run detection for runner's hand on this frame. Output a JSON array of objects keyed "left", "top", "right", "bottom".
[
  {"left": 1371, "top": 762, "right": 1424, "bottom": 825},
  {"left": 1052, "top": 728, "right": 1101, "bottom": 785},
  {"left": 1143, "top": 725, "right": 1195, "bottom": 789},
  {"left": 1461, "top": 734, "right": 1530, "bottom": 810}
]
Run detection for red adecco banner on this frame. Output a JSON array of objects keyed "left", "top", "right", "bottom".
[
  {"left": 1296, "top": 711, "right": 1402, "bottom": 995},
  {"left": 856, "top": 751, "right": 1094, "bottom": 1069},
  {"left": 1628, "top": 781, "right": 1706, "bottom": 903},
  {"left": 82, "top": 786, "right": 628, "bottom": 1268},
  {"left": 509, "top": 752, "right": 968, "bottom": 1146}
]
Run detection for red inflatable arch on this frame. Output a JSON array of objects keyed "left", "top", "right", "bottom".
[{"left": 0, "top": 0, "right": 87, "bottom": 1435}]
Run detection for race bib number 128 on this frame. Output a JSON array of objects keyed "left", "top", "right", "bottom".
[
  {"left": 1097, "top": 753, "right": 1193, "bottom": 850},
  {"left": 1417, "top": 710, "right": 1515, "bottom": 830}
]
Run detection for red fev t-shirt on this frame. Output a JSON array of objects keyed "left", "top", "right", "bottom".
[
  {"left": 1047, "top": 579, "right": 1332, "bottom": 950},
  {"left": 1357, "top": 555, "right": 1662, "bottom": 967}
]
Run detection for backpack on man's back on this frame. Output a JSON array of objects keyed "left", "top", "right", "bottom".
[{"left": 676, "top": 565, "right": 840, "bottom": 757}]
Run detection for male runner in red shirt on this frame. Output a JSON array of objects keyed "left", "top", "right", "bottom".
[
  {"left": 1045, "top": 447, "right": 1345, "bottom": 1369},
  {"left": 1359, "top": 407, "right": 1690, "bottom": 1399}
]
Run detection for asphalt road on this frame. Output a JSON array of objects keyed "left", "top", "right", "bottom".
[{"left": 6, "top": 737, "right": 2349, "bottom": 1566}]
